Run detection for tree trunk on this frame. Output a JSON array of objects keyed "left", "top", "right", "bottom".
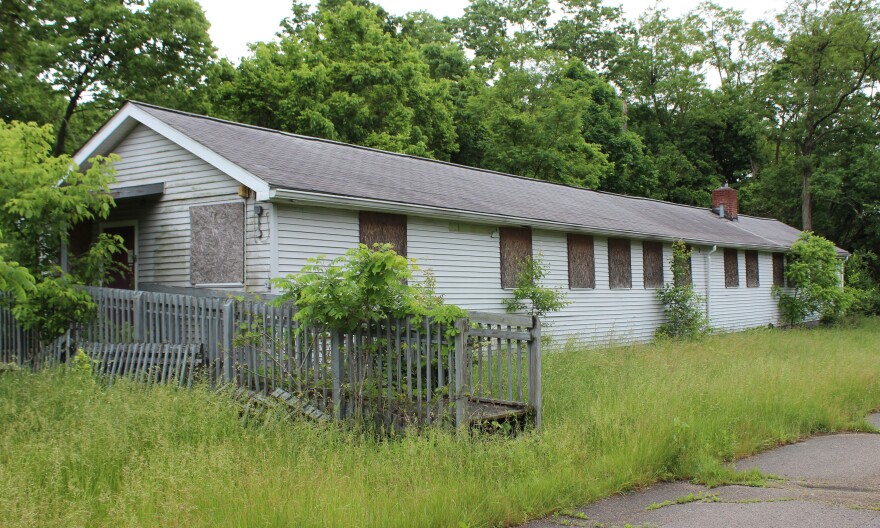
[
  {"left": 801, "top": 163, "right": 812, "bottom": 231},
  {"left": 801, "top": 140, "right": 814, "bottom": 231},
  {"left": 53, "top": 93, "right": 80, "bottom": 157}
]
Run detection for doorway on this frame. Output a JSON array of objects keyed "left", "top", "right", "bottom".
[{"left": 101, "top": 222, "right": 137, "bottom": 289}]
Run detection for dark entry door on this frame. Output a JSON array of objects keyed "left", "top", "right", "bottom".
[{"left": 103, "top": 225, "right": 136, "bottom": 289}]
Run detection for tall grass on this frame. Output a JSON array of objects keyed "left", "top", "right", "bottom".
[{"left": 1, "top": 320, "right": 879, "bottom": 528}]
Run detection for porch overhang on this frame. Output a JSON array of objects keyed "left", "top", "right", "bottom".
[{"left": 110, "top": 182, "right": 165, "bottom": 201}]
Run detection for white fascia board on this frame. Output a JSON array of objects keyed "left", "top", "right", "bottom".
[
  {"left": 269, "top": 188, "right": 786, "bottom": 252},
  {"left": 73, "top": 103, "right": 271, "bottom": 200}
]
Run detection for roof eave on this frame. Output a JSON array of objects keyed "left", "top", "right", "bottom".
[{"left": 269, "top": 187, "right": 791, "bottom": 252}]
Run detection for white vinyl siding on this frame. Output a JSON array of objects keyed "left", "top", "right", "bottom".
[
  {"left": 707, "top": 250, "right": 784, "bottom": 330},
  {"left": 105, "top": 124, "right": 271, "bottom": 292},
  {"left": 408, "top": 217, "right": 508, "bottom": 312},
  {"left": 271, "top": 206, "right": 794, "bottom": 343},
  {"left": 532, "top": 234, "right": 673, "bottom": 344},
  {"left": 275, "top": 205, "right": 360, "bottom": 276}
]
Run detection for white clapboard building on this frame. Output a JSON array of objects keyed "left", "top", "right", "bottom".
[{"left": 72, "top": 102, "right": 846, "bottom": 344}]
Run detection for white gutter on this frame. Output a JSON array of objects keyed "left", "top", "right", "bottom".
[
  {"left": 269, "top": 188, "right": 788, "bottom": 252},
  {"left": 705, "top": 245, "right": 717, "bottom": 321}
]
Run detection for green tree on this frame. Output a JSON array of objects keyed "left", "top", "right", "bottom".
[
  {"left": 549, "top": 0, "right": 630, "bottom": 75},
  {"left": 845, "top": 250, "right": 880, "bottom": 315},
  {"left": 759, "top": 0, "right": 880, "bottom": 231},
  {"left": 214, "top": 1, "right": 458, "bottom": 160},
  {"left": 503, "top": 253, "right": 569, "bottom": 320},
  {"left": 1, "top": 0, "right": 215, "bottom": 155},
  {"left": 776, "top": 232, "right": 849, "bottom": 325},
  {"left": 456, "top": 0, "right": 551, "bottom": 72},
  {"left": 0, "top": 121, "right": 125, "bottom": 342},
  {"left": 465, "top": 58, "right": 614, "bottom": 187}
]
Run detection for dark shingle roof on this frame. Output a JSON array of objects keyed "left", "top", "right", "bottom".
[{"left": 132, "top": 102, "right": 839, "bottom": 253}]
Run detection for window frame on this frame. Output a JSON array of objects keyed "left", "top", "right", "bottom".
[
  {"left": 359, "top": 211, "right": 408, "bottom": 256},
  {"left": 745, "top": 250, "right": 759, "bottom": 288},
  {"left": 724, "top": 248, "right": 739, "bottom": 288},
  {"left": 772, "top": 253, "right": 785, "bottom": 287},
  {"left": 499, "top": 226, "right": 533, "bottom": 289},
  {"left": 607, "top": 238, "right": 633, "bottom": 289},
  {"left": 567, "top": 233, "right": 595, "bottom": 289},
  {"left": 642, "top": 241, "right": 664, "bottom": 289}
]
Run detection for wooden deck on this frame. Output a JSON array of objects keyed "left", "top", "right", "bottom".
[{"left": 465, "top": 397, "right": 531, "bottom": 423}]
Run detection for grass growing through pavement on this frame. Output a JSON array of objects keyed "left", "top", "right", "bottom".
[{"left": 1, "top": 319, "right": 879, "bottom": 528}]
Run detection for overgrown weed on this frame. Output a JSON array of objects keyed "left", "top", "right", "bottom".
[{"left": 1, "top": 319, "right": 879, "bottom": 527}]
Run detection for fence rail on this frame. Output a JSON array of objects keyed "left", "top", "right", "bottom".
[{"left": 0, "top": 286, "right": 541, "bottom": 429}]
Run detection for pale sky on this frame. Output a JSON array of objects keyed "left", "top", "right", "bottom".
[{"left": 198, "top": 0, "right": 787, "bottom": 63}]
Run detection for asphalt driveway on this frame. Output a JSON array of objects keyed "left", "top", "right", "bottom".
[{"left": 523, "top": 414, "right": 880, "bottom": 528}]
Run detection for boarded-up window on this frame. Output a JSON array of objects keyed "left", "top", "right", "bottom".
[
  {"left": 745, "top": 250, "right": 759, "bottom": 288},
  {"left": 608, "top": 238, "right": 632, "bottom": 289},
  {"left": 773, "top": 253, "right": 785, "bottom": 287},
  {"left": 500, "top": 227, "right": 532, "bottom": 288},
  {"left": 190, "top": 202, "right": 245, "bottom": 285},
  {"left": 359, "top": 212, "right": 407, "bottom": 256},
  {"left": 642, "top": 241, "right": 664, "bottom": 288},
  {"left": 724, "top": 248, "right": 739, "bottom": 288},
  {"left": 567, "top": 234, "right": 595, "bottom": 289}
]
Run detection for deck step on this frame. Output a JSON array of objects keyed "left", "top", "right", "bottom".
[{"left": 271, "top": 388, "right": 330, "bottom": 422}]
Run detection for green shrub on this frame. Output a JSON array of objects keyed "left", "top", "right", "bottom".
[
  {"left": 845, "top": 250, "right": 880, "bottom": 316},
  {"left": 270, "top": 244, "right": 465, "bottom": 417},
  {"left": 656, "top": 241, "right": 710, "bottom": 339},
  {"left": 271, "top": 243, "right": 464, "bottom": 332},
  {"left": 0, "top": 120, "right": 125, "bottom": 344},
  {"left": 776, "top": 232, "right": 850, "bottom": 325}
]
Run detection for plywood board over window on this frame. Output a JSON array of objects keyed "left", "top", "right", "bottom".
[
  {"left": 724, "top": 248, "right": 739, "bottom": 288},
  {"left": 567, "top": 234, "right": 595, "bottom": 289},
  {"left": 608, "top": 238, "right": 632, "bottom": 289},
  {"left": 745, "top": 250, "right": 759, "bottom": 288},
  {"left": 642, "top": 241, "right": 664, "bottom": 288},
  {"left": 190, "top": 202, "right": 244, "bottom": 285},
  {"left": 773, "top": 253, "right": 785, "bottom": 287},
  {"left": 359, "top": 212, "right": 407, "bottom": 256},
  {"left": 500, "top": 227, "right": 532, "bottom": 288}
]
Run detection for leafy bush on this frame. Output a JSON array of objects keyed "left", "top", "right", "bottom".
[
  {"left": 0, "top": 121, "right": 125, "bottom": 344},
  {"left": 776, "top": 232, "right": 850, "bottom": 325},
  {"left": 503, "top": 253, "right": 569, "bottom": 321},
  {"left": 845, "top": 250, "right": 880, "bottom": 316},
  {"left": 271, "top": 244, "right": 466, "bottom": 418},
  {"left": 272, "top": 243, "right": 465, "bottom": 332},
  {"left": 655, "top": 240, "right": 710, "bottom": 339}
]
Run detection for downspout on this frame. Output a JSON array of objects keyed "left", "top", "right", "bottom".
[{"left": 705, "top": 245, "right": 717, "bottom": 322}]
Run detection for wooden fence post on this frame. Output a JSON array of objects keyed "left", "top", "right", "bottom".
[
  {"left": 133, "top": 291, "right": 144, "bottom": 342},
  {"left": 222, "top": 299, "right": 235, "bottom": 383},
  {"left": 454, "top": 318, "right": 469, "bottom": 430},
  {"left": 331, "top": 331, "right": 344, "bottom": 420},
  {"left": 528, "top": 315, "right": 542, "bottom": 431}
]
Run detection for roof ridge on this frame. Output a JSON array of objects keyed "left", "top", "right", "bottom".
[
  {"left": 737, "top": 213, "right": 790, "bottom": 222},
  {"left": 128, "top": 100, "right": 728, "bottom": 216}
]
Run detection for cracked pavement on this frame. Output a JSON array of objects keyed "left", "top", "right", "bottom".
[{"left": 522, "top": 414, "right": 880, "bottom": 528}]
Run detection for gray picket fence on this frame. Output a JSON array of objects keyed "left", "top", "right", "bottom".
[{"left": 0, "top": 286, "right": 542, "bottom": 429}]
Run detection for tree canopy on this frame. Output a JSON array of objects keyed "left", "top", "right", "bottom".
[
  {"left": 2, "top": 0, "right": 878, "bottom": 278},
  {"left": 0, "top": 120, "right": 124, "bottom": 341}
]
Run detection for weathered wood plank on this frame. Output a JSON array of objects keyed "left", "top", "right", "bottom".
[
  {"left": 467, "top": 327, "right": 531, "bottom": 341},
  {"left": 467, "top": 311, "right": 532, "bottom": 327}
]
